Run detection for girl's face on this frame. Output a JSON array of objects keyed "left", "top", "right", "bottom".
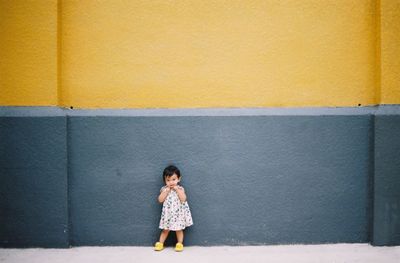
[{"left": 165, "top": 173, "right": 180, "bottom": 187}]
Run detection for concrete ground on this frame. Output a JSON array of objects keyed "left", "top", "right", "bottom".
[{"left": 1, "top": 244, "right": 399, "bottom": 263}]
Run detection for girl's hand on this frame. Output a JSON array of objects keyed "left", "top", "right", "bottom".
[{"left": 172, "top": 185, "right": 180, "bottom": 191}]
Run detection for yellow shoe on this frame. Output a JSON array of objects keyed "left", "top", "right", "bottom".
[
  {"left": 175, "top": 242, "right": 184, "bottom": 252},
  {"left": 154, "top": 242, "right": 164, "bottom": 251}
]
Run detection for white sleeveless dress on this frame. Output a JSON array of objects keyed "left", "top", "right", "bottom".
[{"left": 158, "top": 185, "right": 193, "bottom": 231}]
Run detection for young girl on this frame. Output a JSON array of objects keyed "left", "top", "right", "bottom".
[{"left": 154, "top": 165, "right": 193, "bottom": 252}]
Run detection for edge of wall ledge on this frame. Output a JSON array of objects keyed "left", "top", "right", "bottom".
[{"left": 0, "top": 105, "right": 399, "bottom": 117}]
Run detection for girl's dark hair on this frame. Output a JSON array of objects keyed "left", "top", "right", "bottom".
[{"left": 163, "top": 165, "right": 181, "bottom": 182}]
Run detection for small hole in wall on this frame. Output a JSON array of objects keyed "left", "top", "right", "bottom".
[
  {"left": 70, "top": 106, "right": 73, "bottom": 109},
  {"left": 358, "top": 104, "right": 361, "bottom": 106}
]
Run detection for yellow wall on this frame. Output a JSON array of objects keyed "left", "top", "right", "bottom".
[
  {"left": 380, "top": 0, "right": 400, "bottom": 104},
  {"left": 1, "top": 0, "right": 399, "bottom": 108},
  {"left": 61, "top": 0, "right": 378, "bottom": 108},
  {"left": 0, "top": 0, "right": 58, "bottom": 106}
]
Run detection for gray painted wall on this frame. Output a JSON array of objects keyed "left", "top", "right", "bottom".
[
  {"left": 0, "top": 117, "right": 68, "bottom": 248},
  {"left": 69, "top": 116, "right": 372, "bottom": 247},
  {"left": 373, "top": 115, "right": 400, "bottom": 246},
  {"left": 0, "top": 106, "right": 399, "bottom": 247}
]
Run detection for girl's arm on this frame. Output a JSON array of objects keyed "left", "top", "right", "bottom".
[
  {"left": 158, "top": 187, "right": 171, "bottom": 203},
  {"left": 174, "top": 186, "right": 187, "bottom": 203}
]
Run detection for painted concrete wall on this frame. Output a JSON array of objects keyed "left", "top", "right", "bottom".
[
  {"left": 380, "top": 0, "right": 400, "bottom": 104},
  {"left": 0, "top": 0, "right": 58, "bottom": 106},
  {"left": 60, "top": 0, "right": 378, "bottom": 108},
  {"left": 1, "top": 0, "right": 400, "bottom": 108},
  {"left": 0, "top": 108, "right": 373, "bottom": 247},
  {"left": 68, "top": 114, "right": 372, "bottom": 246},
  {"left": 1, "top": 0, "right": 399, "bottom": 249},
  {"left": 0, "top": 117, "right": 68, "bottom": 247},
  {"left": 373, "top": 114, "right": 400, "bottom": 246},
  {"left": 1, "top": 106, "right": 399, "bottom": 247}
]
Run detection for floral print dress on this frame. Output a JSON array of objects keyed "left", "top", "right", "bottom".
[{"left": 159, "top": 185, "right": 193, "bottom": 231}]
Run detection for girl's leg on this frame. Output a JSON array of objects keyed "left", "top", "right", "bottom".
[
  {"left": 159, "top": 229, "right": 170, "bottom": 243},
  {"left": 176, "top": 230, "right": 184, "bottom": 243}
]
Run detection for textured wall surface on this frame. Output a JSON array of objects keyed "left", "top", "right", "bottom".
[
  {"left": 0, "top": 0, "right": 58, "bottom": 106},
  {"left": 1, "top": 106, "right": 400, "bottom": 247},
  {"left": 1, "top": 0, "right": 399, "bottom": 249},
  {"left": 68, "top": 115, "right": 373, "bottom": 246},
  {"left": 3, "top": 0, "right": 396, "bottom": 108},
  {"left": 1, "top": 0, "right": 399, "bottom": 107},
  {"left": 373, "top": 114, "right": 400, "bottom": 246},
  {"left": 0, "top": 117, "right": 68, "bottom": 248},
  {"left": 61, "top": 0, "right": 377, "bottom": 108},
  {"left": 381, "top": 0, "right": 400, "bottom": 104}
]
